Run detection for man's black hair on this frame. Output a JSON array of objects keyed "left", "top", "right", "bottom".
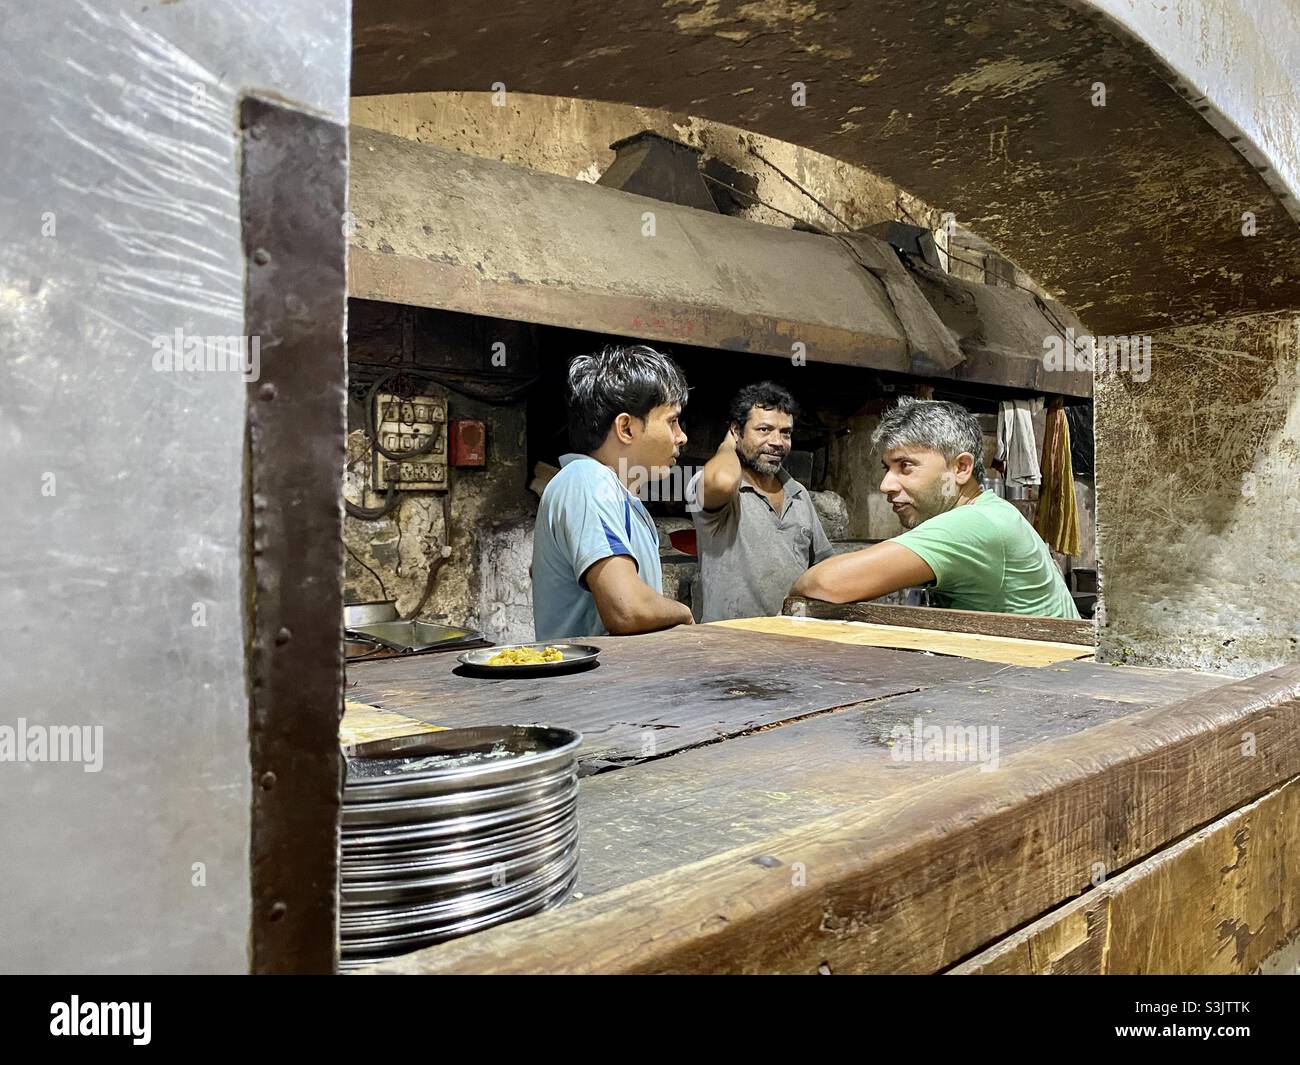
[
  {"left": 566, "top": 344, "right": 689, "bottom": 453},
  {"left": 728, "top": 381, "right": 799, "bottom": 432}
]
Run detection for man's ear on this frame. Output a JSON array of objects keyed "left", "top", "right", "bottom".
[
  {"left": 612, "top": 412, "right": 636, "bottom": 445},
  {"left": 953, "top": 452, "right": 976, "bottom": 484}
]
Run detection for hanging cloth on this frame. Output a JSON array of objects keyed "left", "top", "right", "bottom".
[
  {"left": 996, "top": 398, "right": 1043, "bottom": 488},
  {"left": 1034, "top": 398, "right": 1081, "bottom": 556}
]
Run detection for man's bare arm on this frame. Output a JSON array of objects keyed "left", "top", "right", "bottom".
[
  {"left": 585, "top": 555, "right": 695, "bottom": 635},
  {"left": 697, "top": 427, "right": 742, "bottom": 511},
  {"left": 791, "top": 541, "right": 935, "bottom": 604}
]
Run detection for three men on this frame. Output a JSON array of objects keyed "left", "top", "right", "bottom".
[
  {"left": 534, "top": 352, "right": 1076, "bottom": 638},
  {"left": 793, "top": 397, "right": 1079, "bottom": 618},
  {"left": 687, "top": 382, "right": 832, "bottom": 622},
  {"left": 531, "top": 344, "right": 695, "bottom": 640}
]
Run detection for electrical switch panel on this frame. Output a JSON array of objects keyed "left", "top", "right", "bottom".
[{"left": 372, "top": 393, "right": 448, "bottom": 490}]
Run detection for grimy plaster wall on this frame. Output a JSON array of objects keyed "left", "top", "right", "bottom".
[
  {"left": 1097, "top": 312, "right": 1300, "bottom": 676},
  {"left": 1087, "top": 1, "right": 1300, "bottom": 675},
  {"left": 0, "top": 1, "right": 350, "bottom": 972}
]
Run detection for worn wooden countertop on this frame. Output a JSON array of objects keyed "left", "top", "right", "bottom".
[{"left": 341, "top": 618, "right": 1300, "bottom": 974}]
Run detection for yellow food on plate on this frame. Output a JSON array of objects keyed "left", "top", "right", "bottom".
[{"left": 485, "top": 645, "right": 564, "bottom": 666}]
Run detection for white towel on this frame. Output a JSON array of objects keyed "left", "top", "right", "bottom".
[{"left": 997, "top": 399, "right": 1042, "bottom": 488}]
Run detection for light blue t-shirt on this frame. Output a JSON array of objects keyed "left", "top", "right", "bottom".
[{"left": 532, "top": 454, "right": 664, "bottom": 640}]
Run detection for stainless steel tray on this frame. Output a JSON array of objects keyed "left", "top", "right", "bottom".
[
  {"left": 341, "top": 803, "right": 575, "bottom": 869},
  {"left": 340, "top": 824, "right": 579, "bottom": 905},
  {"left": 340, "top": 846, "right": 579, "bottom": 933},
  {"left": 346, "top": 619, "right": 482, "bottom": 654},
  {"left": 338, "top": 866, "right": 577, "bottom": 969},
  {"left": 340, "top": 783, "right": 578, "bottom": 850},
  {"left": 344, "top": 725, "right": 582, "bottom": 799},
  {"left": 342, "top": 817, "right": 577, "bottom": 881},
  {"left": 456, "top": 642, "right": 601, "bottom": 676},
  {"left": 341, "top": 769, "right": 576, "bottom": 828}
]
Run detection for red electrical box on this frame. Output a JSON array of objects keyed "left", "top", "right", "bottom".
[{"left": 449, "top": 418, "right": 487, "bottom": 467}]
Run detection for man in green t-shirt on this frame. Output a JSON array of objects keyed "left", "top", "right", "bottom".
[{"left": 792, "top": 398, "right": 1079, "bottom": 619}]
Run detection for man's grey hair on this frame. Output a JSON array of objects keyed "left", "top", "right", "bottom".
[
  {"left": 567, "top": 344, "right": 689, "bottom": 453},
  {"left": 871, "top": 397, "right": 985, "bottom": 481}
]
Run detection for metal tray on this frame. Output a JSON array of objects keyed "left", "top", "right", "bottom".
[
  {"left": 340, "top": 784, "right": 578, "bottom": 850},
  {"left": 456, "top": 642, "right": 601, "bottom": 676},
  {"left": 346, "top": 619, "right": 482, "bottom": 654},
  {"left": 338, "top": 867, "right": 577, "bottom": 969},
  {"left": 342, "top": 816, "right": 578, "bottom": 881},
  {"left": 340, "top": 824, "right": 580, "bottom": 905},
  {"left": 341, "top": 803, "right": 575, "bottom": 870},
  {"left": 339, "top": 847, "right": 579, "bottom": 933},
  {"left": 341, "top": 769, "right": 577, "bottom": 828},
  {"left": 344, "top": 725, "right": 583, "bottom": 798}
]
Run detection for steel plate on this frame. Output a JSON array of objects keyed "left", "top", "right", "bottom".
[
  {"left": 341, "top": 782, "right": 577, "bottom": 849},
  {"left": 344, "top": 725, "right": 582, "bottom": 799},
  {"left": 341, "top": 767, "right": 576, "bottom": 827},
  {"left": 456, "top": 642, "right": 601, "bottom": 676}
]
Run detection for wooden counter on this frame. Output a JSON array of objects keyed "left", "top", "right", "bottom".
[{"left": 342, "top": 618, "right": 1300, "bottom": 974}]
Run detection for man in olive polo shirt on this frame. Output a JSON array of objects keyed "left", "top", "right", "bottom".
[
  {"left": 793, "top": 397, "right": 1078, "bottom": 618},
  {"left": 686, "top": 382, "right": 833, "bottom": 622}
]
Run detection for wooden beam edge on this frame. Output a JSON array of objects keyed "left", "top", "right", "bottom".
[{"left": 361, "top": 665, "right": 1300, "bottom": 975}]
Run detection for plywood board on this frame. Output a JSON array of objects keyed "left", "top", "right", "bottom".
[
  {"left": 713, "top": 615, "right": 1094, "bottom": 667},
  {"left": 340, "top": 700, "right": 445, "bottom": 747}
]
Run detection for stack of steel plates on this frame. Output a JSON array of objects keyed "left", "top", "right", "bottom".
[{"left": 339, "top": 725, "right": 581, "bottom": 971}]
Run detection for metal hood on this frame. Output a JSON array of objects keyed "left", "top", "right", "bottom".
[{"left": 348, "top": 125, "right": 1090, "bottom": 396}]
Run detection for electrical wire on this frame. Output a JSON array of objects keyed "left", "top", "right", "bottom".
[
  {"left": 745, "top": 145, "right": 854, "bottom": 231},
  {"left": 344, "top": 480, "right": 401, "bottom": 521},
  {"left": 701, "top": 171, "right": 1077, "bottom": 354},
  {"left": 365, "top": 370, "right": 442, "bottom": 462},
  {"left": 700, "top": 172, "right": 833, "bottom": 232},
  {"left": 344, "top": 540, "right": 392, "bottom": 599},
  {"left": 350, "top": 361, "right": 541, "bottom": 407}
]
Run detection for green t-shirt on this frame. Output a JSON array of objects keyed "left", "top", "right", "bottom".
[{"left": 893, "top": 492, "right": 1080, "bottom": 619}]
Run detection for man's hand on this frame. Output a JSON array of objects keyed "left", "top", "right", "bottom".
[
  {"left": 698, "top": 426, "right": 743, "bottom": 512},
  {"left": 791, "top": 541, "right": 935, "bottom": 604},
  {"left": 585, "top": 555, "right": 695, "bottom": 635}
]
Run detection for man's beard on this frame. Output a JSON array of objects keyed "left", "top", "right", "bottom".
[
  {"left": 739, "top": 443, "right": 787, "bottom": 477},
  {"left": 895, "top": 477, "right": 957, "bottom": 529}
]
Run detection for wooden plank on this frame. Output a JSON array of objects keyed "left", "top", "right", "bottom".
[
  {"left": 965, "top": 659, "right": 1233, "bottom": 705},
  {"left": 950, "top": 775, "right": 1300, "bottom": 974},
  {"left": 345, "top": 626, "right": 1003, "bottom": 772},
  {"left": 360, "top": 665, "right": 1300, "bottom": 974},
  {"left": 783, "top": 597, "right": 1097, "bottom": 646},
  {"left": 569, "top": 677, "right": 1190, "bottom": 897},
  {"left": 339, "top": 700, "right": 445, "bottom": 748},
  {"left": 714, "top": 615, "right": 1093, "bottom": 667}
]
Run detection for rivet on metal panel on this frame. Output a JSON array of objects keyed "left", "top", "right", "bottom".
[
  {"left": 258, "top": 383, "right": 277, "bottom": 401},
  {"left": 269, "top": 901, "right": 287, "bottom": 922},
  {"left": 275, "top": 627, "right": 292, "bottom": 645},
  {"left": 253, "top": 248, "right": 271, "bottom": 265},
  {"left": 261, "top": 771, "right": 277, "bottom": 790}
]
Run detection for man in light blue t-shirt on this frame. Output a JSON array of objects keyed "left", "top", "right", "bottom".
[{"left": 532, "top": 345, "right": 696, "bottom": 640}]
